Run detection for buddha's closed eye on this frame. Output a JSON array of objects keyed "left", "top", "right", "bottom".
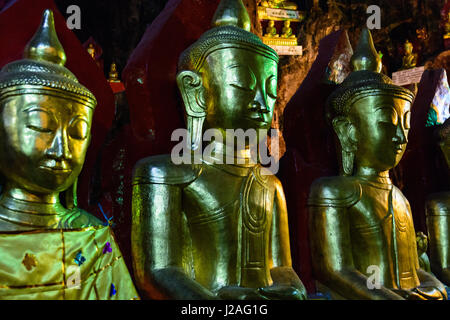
[
  {"left": 68, "top": 117, "right": 89, "bottom": 140},
  {"left": 25, "top": 108, "right": 56, "bottom": 133},
  {"left": 375, "top": 106, "right": 398, "bottom": 125},
  {"left": 227, "top": 64, "right": 256, "bottom": 92}
]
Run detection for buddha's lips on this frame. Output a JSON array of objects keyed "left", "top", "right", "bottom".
[
  {"left": 394, "top": 145, "right": 406, "bottom": 154},
  {"left": 245, "top": 114, "right": 269, "bottom": 125},
  {"left": 39, "top": 159, "right": 71, "bottom": 172}
]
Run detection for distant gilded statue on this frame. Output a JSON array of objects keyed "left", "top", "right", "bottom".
[
  {"left": 265, "top": 20, "right": 279, "bottom": 37},
  {"left": 401, "top": 40, "right": 418, "bottom": 70}
]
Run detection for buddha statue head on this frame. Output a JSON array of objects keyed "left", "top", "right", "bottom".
[
  {"left": 326, "top": 29, "right": 415, "bottom": 176},
  {"left": 0, "top": 10, "right": 96, "bottom": 204},
  {"left": 177, "top": 0, "right": 279, "bottom": 150}
]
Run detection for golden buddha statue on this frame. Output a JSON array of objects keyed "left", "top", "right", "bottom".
[
  {"left": 0, "top": 10, "right": 138, "bottom": 299},
  {"left": 265, "top": 20, "right": 279, "bottom": 37},
  {"left": 416, "top": 232, "right": 431, "bottom": 273},
  {"left": 87, "top": 43, "right": 96, "bottom": 60},
  {"left": 260, "top": 0, "right": 298, "bottom": 10},
  {"left": 307, "top": 29, "right": 447, "bottom": 300},
  {"left": 131, "top": 0, "right": 306, "bottom": 300},
  {"left": 401, "top": 40, "right": 418, "bottom": 70},
  {"left": 281, "top": 20, "right": 296, "bottom": 38},
  {"left": 108, "top": 62, "right": 120, "bottom": 82},
  {"left": 426, "top": 119, "right": 450, "bottom": 285}
]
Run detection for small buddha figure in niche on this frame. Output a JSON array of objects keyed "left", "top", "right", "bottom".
[
  {"left": 281, "top": 20, "right": 296, "bottom": 38},
  {"left": 260, "top": 0, "right": 298, "bottom": 10},
  {"left": 401, "top": 40, "right": 418, "bottom": 70},
  {"left": 108, "top": 62, "right": 120, "bottom": 82},
  {"left": 416, "top": 232, "right": 431, "bottom": 273},
  {"left": 426, "top": 118, "right": 450, "bottom": 285},
  {"left": 265, "top": 20, "right": 279, "bottom": 37},
  {"left": 87, "top": 43, "right": 96, "bottom": 59},
  {"left": 307, "top": 28, "right": 447, "bottom": 300},
  {"left": 131, "top": 0, "right": 306, "bottom": 300},
  {"left": 0, "top": 10, "right": 138, "bottom": 299}
]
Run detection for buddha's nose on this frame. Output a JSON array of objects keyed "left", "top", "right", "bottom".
[
  {"left": 47, "top": 129, "right": 72, "bottom": 160},
  {"left": 251, "top": 88, "right": 270, "bottom": 113},
  {"left": 393, "top": 123, "right": 408, "bottom": 145}
]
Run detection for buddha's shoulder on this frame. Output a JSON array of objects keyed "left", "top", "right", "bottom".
[
  {"left": 60, "top": 208, "right": 103, "bottom": 229},
  {"left": 307, "top": 176, "right": 362, "bottom": 208},
  {"left": 426, "top": 191, "right": 450, "bottom": 215},
  {"left": 133, "top": 154, "right": 202, "bottom": 185}
]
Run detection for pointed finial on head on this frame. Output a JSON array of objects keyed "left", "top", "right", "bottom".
[
  {"left": 350, "top": 28, "right": 382, "bottom": 73},
  {"left": 24, "top": 9, "right": 67, "bottom": 66},
  {"left": 211, "top": 0, "right": 251, "bottom": 31}
]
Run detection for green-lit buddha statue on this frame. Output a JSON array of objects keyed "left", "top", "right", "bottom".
[
  {"left": 265, "top": 20, "right": 279, "bottom": 37},
  {"left": 401, "top": 40, "right": 418, "bottom": 70},
  {"left": 281, "top": 20, "right": 296, "bottom": 39},
  {"left": 307, "top": 29, "right": 447, "bottom": 300},
  {"left": 131, "top": 0, "right": 306, "bottom": 300},
  {"left": 426, "top": 119, "right": 450, "bottom": 285},
  {"left": 0, "top": 10, "right": 138, "bottom": 300}
]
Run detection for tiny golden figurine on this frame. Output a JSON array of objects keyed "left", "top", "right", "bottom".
[
  {"left": 401, "top": 40, "right": 418, "bottom": 70},
  {"left": 426, "top": 119, "right": 450, "bottom": 285},
  {"left": 0, "top": 10, "right": 138, "bottom": 300},
  {"left": 87, "top": 43, "right": 96, "bottom": 59},
  {"left": 260, "top": 0, "right": 298, "bottom": 10},
  {"left": 108, "top": 62, "right": 120, "bottom": 82},
  {"left": 307, "top": 29, "right": 447, "bottom": 300},
  {"left": 132, "top": 0, "right": 306, "bottom": 300},
  {"left": 265, "top": 20, "right": 279, "bottom": 37},
  {"left": 281, "top": 20, "right": 296, "bottom": 38}
]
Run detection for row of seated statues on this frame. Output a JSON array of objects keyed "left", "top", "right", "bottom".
[
  {"left": 265, "top": 20, "right": 297, "bottom": 39},
  {"left": 0, "top": 0, "right": 448, "bottom": 300}
]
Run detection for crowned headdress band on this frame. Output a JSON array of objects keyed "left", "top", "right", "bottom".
[{"left": 0, "top": 10, "right": 96, "bottom": 108}]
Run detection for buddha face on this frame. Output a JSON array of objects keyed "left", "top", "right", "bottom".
[
  {"left": 0, "top": 93, "right": 92, "bottom": 194},
  {"left": 349, "top": 94, "right": 411, "bottom": 172},
  {"left": 200, "top": 47, "right": 278, "bottom": 135}
]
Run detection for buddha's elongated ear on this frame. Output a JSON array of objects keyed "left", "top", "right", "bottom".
[
  {"left": 332, "top": 116, "right": 357, "bottom": 176},
  {"left": 176, "top": 70, "right": 206, "bottom": 151}
]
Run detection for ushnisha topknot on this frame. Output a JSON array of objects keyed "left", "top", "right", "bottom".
[
  {"left": 326, "top": 28, "right": 414, "bottom": 123},
  {"left": 0, "top": 9, "right": 97, "bottom": 107},
  {"left": 178, "top": 0, "right": 279, "bottom": 72}
]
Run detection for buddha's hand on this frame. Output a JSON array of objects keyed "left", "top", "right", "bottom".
[
  {"left": 258, "top": 284, "right": 306, "bottom": 300},
  {"left": 393, "top": 287, "right": 446, "bottom": 300},
  {"left": 217, "top": 286, "right": 269, "bottom": 300}
]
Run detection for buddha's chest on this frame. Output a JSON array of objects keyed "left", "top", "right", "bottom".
[
  {"left": 349, "top": 183, "right": 419, "bottom": 289},
  {"left": 350, "top": 184, "right": 413, "bottom": 235},
  {"left": 183, "top": 165, "right": 275, "bottom": 230}
]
